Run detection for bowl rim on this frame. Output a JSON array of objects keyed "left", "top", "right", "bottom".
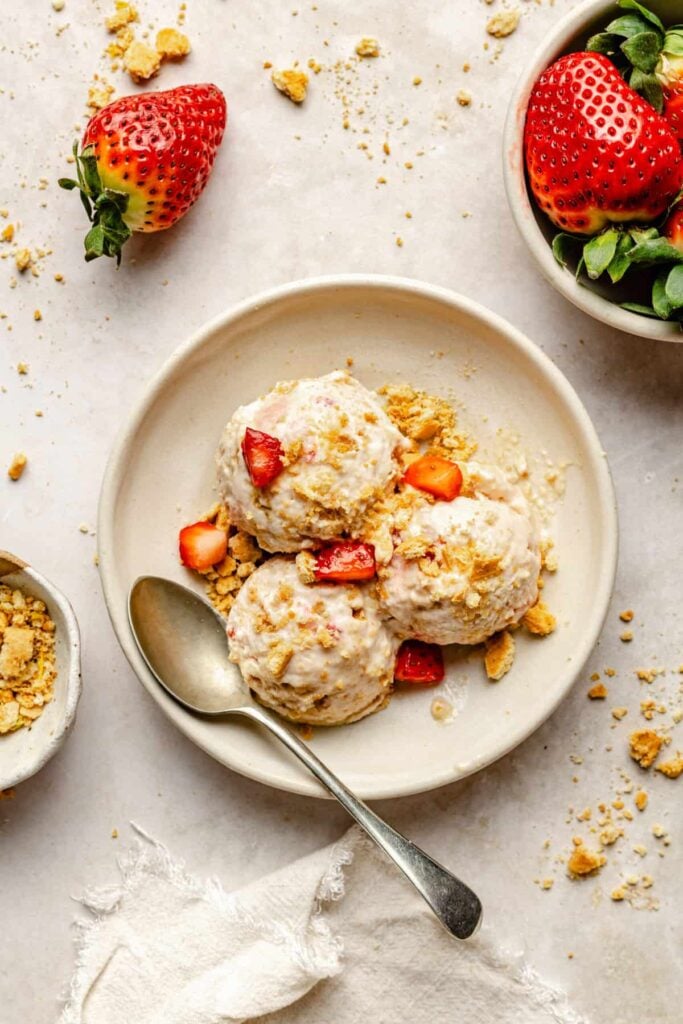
[
  {"left": 97, "top": 273, "right": 619, "bottom": 800},
  {"left": 503, "top": 0, "right": 683, "bottom": 343},
  {"left": 0, "top": 555, "right": 82, "bottom": 790}
]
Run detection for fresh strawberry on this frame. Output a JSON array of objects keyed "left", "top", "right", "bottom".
[
  {"left": 179, "top": 521, "right": 227, "bottom": 571},
  {"left": 394, "top": 640, "right": 445, "bottom": 686},
  {"left": 664, "top": 202, "right": 683, "bottom": 251},
  {"left": 59, "top": 84, "right": 227, "bottom": 262},
  {"left": 656, "top": 26, "right": 683, "bottom": 137},
  {"left": 525, "top": 52, "right": 682, "bottom": 235},
  {"left": 314, "top": 541, "right": 376, "bottom": 583},
  {"left": 404, "top": 454, "right": 463, "bottom": 502},
  {"left": 242, "top": 428, "right": 285, "bottom": 487}
]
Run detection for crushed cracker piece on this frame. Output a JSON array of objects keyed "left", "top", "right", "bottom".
[
  {"left": 0, "top": 584, "right": 57, "bottom": 733},
  {"left": 619, "top": 609, "right": 634, "bottom": 622},
  {"left": 588, "top": 682, "right": 608, "bottom": 699},
  {"left": 156, "top": 27, "right": 191, "bottom": 59},
  {"left": 272, "top": 69, "right": 309, "bottom": 103},
  {"left": 124, "top": 41, "right": 161, "bottom": 82},
  {"left": 456, "top": 89, "right": 472, "bottom": 106},
  {"left": 634, "top": 790, "right": 648, "bottom": 811},
  {"left": 620, "top": 631, "right": 633, "bottom": 642},
  {"left": 1, "top": 224, "right": 14, "bottom": 243},
  {"left": 15, "top": 248, "right": 32, "bottom": 272},
  {"left": 8, "top": 453, "right": 27, "bottom": 481},
  {"left": 522, "top": 600, "right": 556, "bottom": 636},
  {"left": 106, "top": 1, "right": 138, "bottom": 32},
  {"left": 629, "top": 729, "right": 664, "bottom": 769},
  {"left": 87, "top": 80, "right": 115, "bottom": 111},
  {"left": 568, "top": 841, "right": 606, "bottom": 878},
  {"left": 655, "top": 754, "right": 683, "bottom": 779},
  {"left": 486, "top": 9, "right": 521, "bottom": 38},
  {"left": 355, "top": 37, "right": 380, "bottom": 58},
  {"left": 484, "top": 630, "right": 515, "bottom": 681},
  {"left": 611, "top": 707, "right": 628, "bottom": 721}
]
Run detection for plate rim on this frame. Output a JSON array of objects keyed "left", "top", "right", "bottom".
[{"left": 98, "top": 273, "right": 619, "bottom": 800}]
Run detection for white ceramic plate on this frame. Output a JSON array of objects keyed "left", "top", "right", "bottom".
[{"left": 98, "top": 275, "right": 617, "bottom": 800}]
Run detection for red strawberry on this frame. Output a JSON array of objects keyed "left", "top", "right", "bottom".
[
  {"left": 664, "top": 203, "right": 683, "bottom": 252},
  {"left": 394, "top": 640, "right": 445, "bottom": 686},
  {"left": 59, "top": 84, "right": 227, "bottom": 262},
  {"left": 404, "top": 455, "right": 463, "bottom": 502},
  {"left": 524, "top": 53, "right": 682, "bottom": 235},
  {"left": 179, "top": 521, "right": 227, "bottom": 571},
  {"left": 242, "top": 428, "right": 285, "bottom": 487},
  {"left": 663, "top": 90, "right": 683, "bottom": 141},
  {"left": 314, "top": 541, "right": 376, "bottom": 583}
]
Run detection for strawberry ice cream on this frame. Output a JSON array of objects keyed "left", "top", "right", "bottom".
[
  {"left": 227, "top": 557, "right": 398, "bottom": 725},
  {"left": 377, "top": 463, "right": 541, "bottom": 645},
  {"left": 216, "top": 371, "right": 407, "bottom": 553}
]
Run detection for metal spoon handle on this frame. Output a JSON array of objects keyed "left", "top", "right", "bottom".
[{"left": 239, "top": 704, "right": 482, "bottom": 940}]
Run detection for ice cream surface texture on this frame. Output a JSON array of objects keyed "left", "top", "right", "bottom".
[
  {"left": 226, "top": 557, "right": 398, "bottom": 725},
  {"left": 377, "top": 463, "right": 541, "bottom": 645},
  {"left": 216, "top": 372, "right": 407, "bottom": 553}
]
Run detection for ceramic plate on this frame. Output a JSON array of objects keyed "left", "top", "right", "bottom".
[{"left": 98, "top": 275, "right": 617, "bottom": 799}]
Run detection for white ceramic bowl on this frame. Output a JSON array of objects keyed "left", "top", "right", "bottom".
[
  {"left": 0, "top": 551, "right": 81, "bottom": 790},
  {"left": 98, "top": 275, "right": 618, "bottom": 800},
  {"left": 503, "top": 0, "right": 683, "bottom": 342}
]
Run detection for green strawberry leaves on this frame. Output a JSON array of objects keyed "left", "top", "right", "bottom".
[
  {"left": 58, "top": 142, "right": 131, "bottom": 263},
  {"left": 617, "top": 0, "right": 664, "bottom": 34},
  {"left": 553, "top": 222, "right": 683, "bottom": 322},
  {"left": 586, "top": 0, "right": 668, "bottom": 109}
]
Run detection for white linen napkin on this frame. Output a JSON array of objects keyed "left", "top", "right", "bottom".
[{"left": 59, "top": 826, "right": 588, "bottom": 1024}]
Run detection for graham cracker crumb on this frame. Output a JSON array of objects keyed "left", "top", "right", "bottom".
[
  {"left": 567, "top": 840, "right": 606, "bottom": 878},
  {"left": 8, "top": 453, "right": 27, "bottom": 481},
  {"left": 124, "top": 40, "right": 161, "bottom": 82},
  {"left": 522, "top": 600, "right": 556, "bottom": 636},
  {"left": 655, "top": 754, "right": 683, "bottom": 779},
  {"left": 611, "top": 707, "right": 628, "bottom": 721},
  {"left": 195, "top": 504, "right": 266, "bottom": 616},
  {"left": 272, "top": 69, "right": 309, "bottom": 103},
  {"left": 486, "top": 9, "right": 521, "bottom": 38},
  {"left": 484, "top": 630, "right": 515, "bottom": 681},
  {"left": 456, "top": 89, "right": 472, "bottom": 106},
  {"left": 106, "top": 2, "right": 138, "bottom": 32},
  {"left": 588, "top": 682, "right": 608, "bottom": 699},
  {"left": 87, "top": 79, "right": 115, "bottom": 111},
  {"left": 619, "top": 609, "right": 634, "bottom": 622},
  {"left": 634, "top": 790, "right": 648, "bottom": 811},
  {"left": 620, "top": 631, "right": 633, "bottom": 642},
  {"left": 0, "top": 584, "right": 57, "bottom": 734},
  {"left": 629, "top": 729, "right": 665, "bottom": 769},
  {"left": 355, "top": 37, "right": 380, "bottom": 58},
  {"left": 636, "top": 667, "right": 664, "bottom": 684},
  {"left": 156, "top": 27, "right": 191, "bottom": 60}
]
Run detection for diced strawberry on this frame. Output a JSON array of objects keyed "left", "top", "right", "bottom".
[
  {"left": 314, "top": 541, "right": 376, "bottom": 582},
  {"left": 179, "top": 521, "right": 227, "bottom": 571},
  {"left": 394, "top": 640, "right": 445, "bottom": 686},
  {"left": 242, "top": 427, "right": 285, "bottom": 487},
  {"left": 404, "top": 454, "right": 463, "bottom": 501}
]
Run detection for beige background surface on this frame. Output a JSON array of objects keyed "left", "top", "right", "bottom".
[{"left": 0, "top": 1, "right": 681, "bottom": 1021}]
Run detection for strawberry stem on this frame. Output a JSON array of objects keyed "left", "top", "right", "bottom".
[{"left": 58, "top": 142, "right": 132, "bottom": 264}]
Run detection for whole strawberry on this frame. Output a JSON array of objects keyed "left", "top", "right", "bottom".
[
  {"left": 59, "top": 83, "right": 227, "bottom": 262},
  {"left": 524, "top": 52, "right": 682, "bottom": 235}
]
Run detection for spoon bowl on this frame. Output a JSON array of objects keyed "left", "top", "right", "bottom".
[{"left": 128, "top": 574, "right": 483, "bottom": 940}]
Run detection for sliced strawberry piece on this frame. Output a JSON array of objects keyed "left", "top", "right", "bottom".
[
  {"left": 404, "top": 454, "right": 463, "bottom": 501},
  {"left": 242, "top": 427, "right": 285, "bottom": 487},
  {"left": 314, "top": 541, "right": 376, "bottom": 583},
  {"left": 394, "top": 640, "right": 445, "bottom": 686},
  {"left": 179, "top": 521, "right": 227, "bottom": 571}
]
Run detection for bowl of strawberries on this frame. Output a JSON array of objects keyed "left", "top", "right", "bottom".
[{"left": 504, "top": 0, "right": 683, "bottom": 340}]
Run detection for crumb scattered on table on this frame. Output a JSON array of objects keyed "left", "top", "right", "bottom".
[
  {"left": 7, "top": 453, "right": 27, "bottom": 481},
  {"left": 355, "top": 37, "right": 380, "bottom": 58},
  {"left": 486, "top": 9, "right": 521, "bottom": 38},
  {"left": 272, "top": 69, "right": 309, "bottom": 104}
]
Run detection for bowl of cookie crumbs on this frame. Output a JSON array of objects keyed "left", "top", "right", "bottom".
[{"left": 0, "top": 551, "right": 81, "bottom": 791}]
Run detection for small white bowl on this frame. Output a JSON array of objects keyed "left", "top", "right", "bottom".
[
  {"left": 503, "top": 0, "right": 683, "bottom": 342},
  {"left": 0, "top": 551, "right": 81, "bottom": 790}
]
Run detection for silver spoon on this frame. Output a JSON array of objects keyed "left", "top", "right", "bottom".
[{"left": 128, "top": 575, "right": 483, "bottom": 939}]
